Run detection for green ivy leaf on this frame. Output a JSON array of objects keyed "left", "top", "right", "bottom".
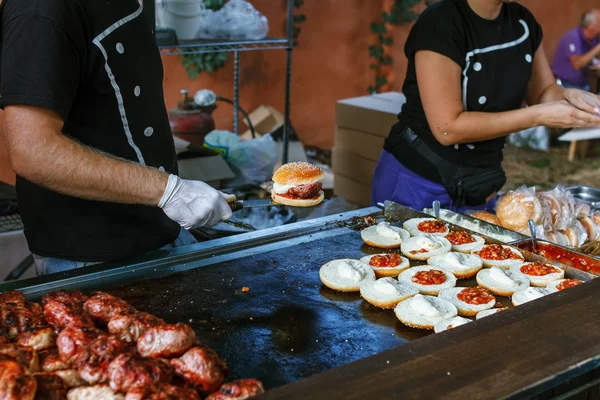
[
  {"left": 376, "top": 76, "right": 388, "bottom": 87},
  {"left": 381, "top": 56, "right": 393, "bottom": 65}
]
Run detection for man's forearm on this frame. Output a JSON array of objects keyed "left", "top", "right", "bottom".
[
  {"left": 571, "top": 44, "right": 600, "bottom": 71},
  {"left": 4, "top": 105, "right": 168, "bottom": 206}
]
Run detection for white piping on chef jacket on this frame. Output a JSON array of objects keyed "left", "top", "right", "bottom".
[
  {"left": 461, "top": 19, "right": 530, "bottom": 110},
  {"left": 92, "top": 5, "right": 146, "bottom": 165}
]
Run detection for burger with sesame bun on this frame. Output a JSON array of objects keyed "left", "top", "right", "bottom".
[{"left": 271, "top": 162, "right": 325, "bottom": 207}]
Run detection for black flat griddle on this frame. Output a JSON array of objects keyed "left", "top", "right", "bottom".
[
  {"left": 88, "top": 229, "right": 433, "bottom": 388},
  {"left": 0, "top": 205, "right": 592, "bottom": 391}
]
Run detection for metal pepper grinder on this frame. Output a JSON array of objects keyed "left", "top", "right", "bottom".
[{"left": 168, "top": 89, "right": 216, "bottom": 145}]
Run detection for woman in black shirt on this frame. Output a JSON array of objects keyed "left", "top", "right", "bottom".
[{"left": 371, "top": 0, "right": 600, "bottom": 212}]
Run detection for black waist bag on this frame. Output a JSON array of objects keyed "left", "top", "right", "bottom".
[{"left": 394, "top": 126, "right": 506, "bottom": 207}]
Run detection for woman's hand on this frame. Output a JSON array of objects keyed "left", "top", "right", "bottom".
[
  {"left": 563, "top": 89, "right": 600, "bottom": 116},
  {"left": 532, "top": 100, "right": 600, "bottom": 129}
]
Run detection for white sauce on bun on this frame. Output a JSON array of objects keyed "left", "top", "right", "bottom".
[
  {"left": 319, "top": 259, "right": 376, "bottom": 292},
  {"left": 361, "top": 222, "right": 410, "bottom": 249},
  {"left": 512, "top": 287, "right": 552, "bottom": 306},
  {"left": 359, "top": 277, "right": 418, "bottom": 309},
  {"left": 394, "top": 294, "right": 457, "bottom": 330},
  {"left": 428, "top": 252, "right": 483, "bottom": 279},
  {"left": 401, "top": 234, "right": 451, "bottom": 261},
  {"left": 476, "top": 267, "right": 530, "bottom": 297}
]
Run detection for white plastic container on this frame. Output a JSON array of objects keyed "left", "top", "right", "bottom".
[{"left": 156, "top": 0, "right": 205, "bottom": 40}]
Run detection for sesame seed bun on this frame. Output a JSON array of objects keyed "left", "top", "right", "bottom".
[{"left": 272, "top": 162, "right": 324, "bottom": 185}]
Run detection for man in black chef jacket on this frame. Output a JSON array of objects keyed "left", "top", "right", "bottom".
[{"left": 0, "top": 0, "right": 233, "bottom": 275}]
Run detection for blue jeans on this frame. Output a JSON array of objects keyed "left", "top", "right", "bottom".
[{"left": 33, "top": 228, "right": 197, "bottom": 276}]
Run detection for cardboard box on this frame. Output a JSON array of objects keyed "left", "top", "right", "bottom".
[
  {"left": 332, "top": 148, "right": 377, "bottom": 186},
  {"left": 335, "top": 92, "right": 406, "bottom": 138},
  {"left": 240, "top": 105, "right": 284, "bottom": 141},
  {"left": 334, "top": 127, "right": 385, "bottom": 162},
  {"left": 177, "top": 155, "right": 235, "bottom": 189},
  {"left": 333, "top": 174, "right": 372, "bottom": 207},
  {"left": 333, "top": 92, "right": 405, "bottom": 203}
]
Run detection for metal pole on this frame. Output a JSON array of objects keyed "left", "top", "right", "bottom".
[
  {"left": 283, "top": 0, "right": 294, "bottom": 164},
  {"left": 233, "top": 51, "right": 240, "bottom": 135}
]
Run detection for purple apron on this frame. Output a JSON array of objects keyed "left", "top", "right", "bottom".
[{"left": 371, "top": 150, "right": 497, "bottom": 213}]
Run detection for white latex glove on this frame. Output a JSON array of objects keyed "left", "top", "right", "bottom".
[{"left": 158, "top": 175, "right": 234, "bottom": 230}]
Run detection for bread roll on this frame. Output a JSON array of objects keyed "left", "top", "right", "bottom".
[
  {"left": 433, "top": 316, "right": 471, "bottom": 333},
  {"left": 438, "top": 287, "right": 496, "bottom": 317},
  {"left": 496, "top": 191, "right": 543, "bottom": 232},
  {"left": 394, "top": 294, "right": 457, "bottom": 330},
  {"left": 359, "top": 278, "right": 418, "bottom": 309},
  {"left": 470, "top": 211, "right": 500, "bottom": 226}
]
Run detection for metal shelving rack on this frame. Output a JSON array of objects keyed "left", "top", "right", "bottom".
[{"left": 143, "top": 0, "right": 294, "bottom": 164}]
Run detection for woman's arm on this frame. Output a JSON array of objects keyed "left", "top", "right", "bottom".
[
  {"left": 416, "top": 50, "right": 600, "bottom": 146},
  {"left": 526, "top": 43, "right": 600, "bottom": 113}
]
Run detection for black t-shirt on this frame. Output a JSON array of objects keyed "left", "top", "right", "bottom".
[
  {"left": 0, "top": 0, "right": 180, "bottom": 261},
  {"left": 384, "top": 0, "right": 543, "bottom": 182}
]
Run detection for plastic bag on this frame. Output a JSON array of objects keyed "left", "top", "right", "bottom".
[
  {"left": 203, "top": 130, "right": 276, "bottom": 187},
  {"left": 508, "top": 126, "right": 550, "bottom": 151},
  {"left": 495, "top": 186, "right": 544, "bottom": 233},
  {"left": 538, "top": 185, "right": 576, "bottom": 232},
  {"left": 562, "top": 221, "right": 588, "bottom": 248},
  {"left": 196, "top": 0, "right": 269, "bottom": 40},
  {"left": 579, "top": 216, "right": 600, "bottom": 242},
  {"left": 574, "top": 200, "right": 592, "bottom": 219}
]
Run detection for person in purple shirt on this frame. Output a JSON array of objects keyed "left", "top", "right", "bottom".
[{"left": 552, "top": 9, "right": 600, "bottom": 90}]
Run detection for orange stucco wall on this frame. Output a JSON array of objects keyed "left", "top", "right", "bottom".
[{"left": 0, "top": 0, "right": 598, "bottom": 184}]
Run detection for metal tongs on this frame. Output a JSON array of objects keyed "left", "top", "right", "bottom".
[
  {"left": 528, "top": 219, "right": 537, "bottom": 251},
  {"left": 432, "top": 200, "right": 441, "bottom": 218}
]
